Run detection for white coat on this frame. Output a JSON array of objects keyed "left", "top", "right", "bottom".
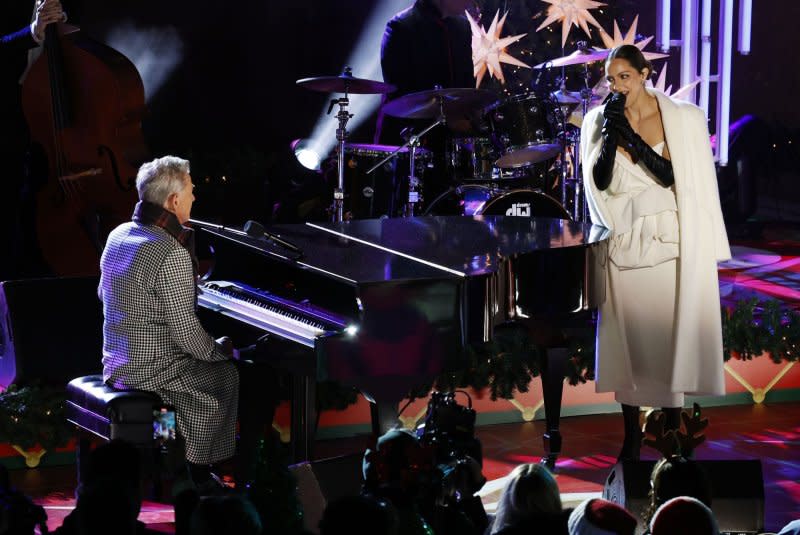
[{"left": 580, "top": 88, "right": 731, "bottom": 400}]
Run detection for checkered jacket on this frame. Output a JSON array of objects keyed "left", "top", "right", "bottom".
[{"left": 100, "top": 222, "right": 238, "bottom": 464}]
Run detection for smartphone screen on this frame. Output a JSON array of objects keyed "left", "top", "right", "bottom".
[{"left": 153, "top": 406, "right": 177, "bottom": 443}]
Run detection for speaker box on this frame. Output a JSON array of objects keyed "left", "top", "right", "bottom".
[
  {"left": 290, "top": 454, "right": 365, "bottom": 534},
  {"left": 0, "top": 276, "right": 103, "bottom": 388},
  {"left": 603, "top": 460, "right": 764, "bottom": 534}
]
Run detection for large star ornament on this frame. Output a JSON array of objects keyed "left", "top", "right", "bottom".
[
  {"left": 650, "top": 63, "right": 701, "bottom": 100},
  {"left": 467, "top": 10, "right": 529, "bottom": 87},
  {"left": 536, "top": 0, "right": 606, "bottom": 48},
  {"left": 596, "top": 16, "right": 669, "bottom": 62}
]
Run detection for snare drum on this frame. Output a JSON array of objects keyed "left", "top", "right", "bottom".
[
  {"left": 490, "top": 93, "right": 561, "bottom": 169},
  {"left": 338, "top": 143, "right": 432, "bottom": 219},
  {"left": 425, "top": 185, "right": 569, "bottom": 219}
]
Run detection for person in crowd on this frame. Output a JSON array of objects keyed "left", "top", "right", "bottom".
[
  {"left": 489, "top": 463, "right": 566, "bottom": 535},
  {"left": 649, "top": 496, "right": 719, "bottom": 535},
  {"left": 190, "top": 494, "right": 262, "bottom": 535},
  {"left": 319, "top": 495, "right": 399, "bottom": 535},
  {"left": 580, "top": 44, "right": 731, "bottom": 461},
  {"left": 642, "top": 456, "right": 712, "bottom": 527},
  {"left": 567, "top": 498, "right": 637, "bottom": 535}
]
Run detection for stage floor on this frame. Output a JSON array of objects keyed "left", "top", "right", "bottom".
[{"left": 11, "top": 401, "right": 799, "bottom": 534}]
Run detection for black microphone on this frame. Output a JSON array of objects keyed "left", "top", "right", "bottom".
[{"left": 243, "top": 220, "right": 304, "bottom": 257}]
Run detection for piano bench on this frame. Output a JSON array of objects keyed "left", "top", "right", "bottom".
[{"left": 66, "top": 375, "right": 165, "bottom": 494}]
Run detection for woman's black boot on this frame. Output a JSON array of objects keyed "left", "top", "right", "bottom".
[{"left": 618, "top": 404, "right": 642, "bottom": 461}]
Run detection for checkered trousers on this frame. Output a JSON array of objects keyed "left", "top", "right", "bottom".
[{"left": 100, "top": 222, "right": 238, "bottom": 464}]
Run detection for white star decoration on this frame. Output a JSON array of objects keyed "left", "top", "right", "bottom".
[
  {"left": 650, "top": 63, "right": 701, "bottom": 100},
  {"left": 467, "top": 10, "right": 529, "bottom": 87},
  {"left": 535, "top": 0, "right": 606, "bottom": 48},
  {"left": 596, "top": 16, "right": 670, "bottom": 63}
]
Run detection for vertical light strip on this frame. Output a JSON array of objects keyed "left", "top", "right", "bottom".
[
  {"left": 680, "top": 0, "right": 698, "bottom": 101},
  {"left": 716, "top": 0, "right": 734, "bottom": 165},
  {"left": 657, "top": 0, "right": 672, "bottom": 52},
  {"left": 699, "top": 0, "right": 712, "bottom": 116},
  {"left": 738, "top": 0, "right": 752, "bottom": 54}
]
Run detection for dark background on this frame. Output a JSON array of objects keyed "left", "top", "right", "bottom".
[{"left": 63, "top": 0, "right": 800, "bottom": 223}]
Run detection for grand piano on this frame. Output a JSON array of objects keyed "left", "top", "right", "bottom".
[{"left": 193, "top": 216, "right": 609, "bottom": 464}]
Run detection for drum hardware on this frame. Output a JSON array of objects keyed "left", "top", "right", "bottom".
[
  {"left": 372, "top": 87, "right": 497, "bottom": 217},
  {"left": 296, "top": 67, "right": 397, "bottom": 223}
]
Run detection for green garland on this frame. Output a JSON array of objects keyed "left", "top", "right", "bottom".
[
  {"left": 0, "top": 384, "right": 71, "bottom": 451},
  {"left": 405, "top": 298, "right": 800, "bottom": 403},
  {"left": 722, "top": 298, "right": 800, "bottom": 363}
]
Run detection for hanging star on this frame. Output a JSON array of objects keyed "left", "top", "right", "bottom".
[
  {"left": 535, "top": 0, "right": 606, "bottom": 48},
  {"left": 467, "top": 10, "right": 529, "bottom": 87},
  {"left": 595, "top": 16, "right": 670, "bottom": 62},
  {"left": 649, "top": 62, "right": 701, "bottom": 100}
]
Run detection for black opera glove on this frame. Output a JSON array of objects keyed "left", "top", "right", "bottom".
[
  {"left": 614, "top": 119, "right": 675, "bottom": 187},
  {"left": 592, "top": 118, "right": 618, "bottom": 191},
  {"left": 603, "top": 92, "right": 627, "bottom": 123}
]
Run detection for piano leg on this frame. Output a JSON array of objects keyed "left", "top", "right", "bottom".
[
  {"left": 540, "top": 347, "right": 568, "bottom": 471},
  {"left": 369, "top": 401, "right": 399, "bottom": 436},
  {"left": 290, "top": 372, "right": 317, "bottom": 463}
]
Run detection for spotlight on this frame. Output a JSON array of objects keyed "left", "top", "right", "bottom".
[
  {"left": 292, "top": 138, "right": 322, "bottom": 171},
  {"left": 302, "top": 1, "right": 408, "bottom": 158}
]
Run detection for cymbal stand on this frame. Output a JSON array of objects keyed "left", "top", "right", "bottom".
[
  {"left": 328, "top": 70, "right": 354, "bottom": 223},
  {"left": 572, "top": 61, "right": 593, "bottom": 222},
  {"left": 366, "top": 97, "right": 447, "bottom": 217}
]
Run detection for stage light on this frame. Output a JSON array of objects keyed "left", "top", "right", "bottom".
[
  {"left": 737, "top": 0, "right": 752, "bottom": 55},
  {"left": 292, "top": 138, "right": 322, "bottom": 171},
  {"left": 105, "top": 23, "right": 183, "bottom": 102},
  {"left": 302, "top": 1, "right": 408, "bottom": 162}
]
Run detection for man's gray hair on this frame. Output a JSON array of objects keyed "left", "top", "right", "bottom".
[{"left": 136, "top": 156, "right": 191, "bottom": 205}]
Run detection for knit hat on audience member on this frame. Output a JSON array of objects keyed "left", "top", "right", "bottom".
[
  {"left": 567, "top": 498, "right": 637, "bottom": 535},
  {"left": 650, "top": 496, "right": 719, "bottom": 535}
]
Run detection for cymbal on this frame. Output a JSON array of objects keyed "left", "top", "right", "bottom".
[
  {"left": 296, "top": 73, "right": 396, "bottom": 94},
  {"left": 534, "top": 48, "right": 609, "bottom": 68},
  {"left": 382, "top": 88, "right": 498, "bottom": 119},
  {"left": 551, "top": 89, "right": 603, "bottom": 105},
  {"left": 551, "top": 89, "right": 582, "bottom": 104}
]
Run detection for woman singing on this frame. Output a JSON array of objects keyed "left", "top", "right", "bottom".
[{"left": 580, "top": 45, "right": 731, "bottom": 460}]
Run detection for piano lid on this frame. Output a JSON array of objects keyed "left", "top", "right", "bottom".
[
  {"left": 196, "top": 221, "right": 464, "bottom": 285},
  {"left": 302, "top": 216, "right": 610, "bottom": 276}
]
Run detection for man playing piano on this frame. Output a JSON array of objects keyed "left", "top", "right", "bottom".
[{"left": 99, "top": 156, "right": 270, "bottom": 489}]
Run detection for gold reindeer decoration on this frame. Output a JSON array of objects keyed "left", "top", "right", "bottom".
[{"left": 642, "top": 403, "right": 709, "bottom": 458}]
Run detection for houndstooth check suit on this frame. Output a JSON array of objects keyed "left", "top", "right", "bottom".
[{"left": 99, "top": 221, "right": 238, "bottom": 465}]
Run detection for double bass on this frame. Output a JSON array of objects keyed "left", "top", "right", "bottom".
[{"left": 22, "top": 21, "right": 147, "bottom": 276}]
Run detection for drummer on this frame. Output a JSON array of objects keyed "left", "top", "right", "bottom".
[{"left": 375, "top": 0, "right": 476, "bottom": 202}]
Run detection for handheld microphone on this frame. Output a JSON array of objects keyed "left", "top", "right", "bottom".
[{"left": 243, "top": 220, "right": 304, "bottom": 257}]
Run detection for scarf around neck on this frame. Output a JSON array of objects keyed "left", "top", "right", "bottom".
[{"left": 132, "top": 201, "right": 198, "bottom": 273}]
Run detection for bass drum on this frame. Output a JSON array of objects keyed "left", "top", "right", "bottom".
[{"left": 425, "top": 186, "right": 569, "bottom": 219}]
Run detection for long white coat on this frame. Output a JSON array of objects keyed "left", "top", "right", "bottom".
[{"left": 580, "top": 88, "right": 731, "bottom": 399}]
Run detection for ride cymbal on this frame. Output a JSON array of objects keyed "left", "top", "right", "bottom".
[{"left": 382, "top": 88, "right": 498, "bottom": 119}]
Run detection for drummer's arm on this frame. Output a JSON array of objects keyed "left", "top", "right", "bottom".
[{"left": 380, "top": 19, "right": 413, "bottom": 92}]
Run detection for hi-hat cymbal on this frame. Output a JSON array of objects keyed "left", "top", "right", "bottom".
[
  {"left": 382, "top": 88, "right": 498, "bottom": 119},
  {"left": 296, "top": 72, "right": 396, "bottom": 94},
  {"left": 534, "top": 48, "right": 609, "bottom": 68}
]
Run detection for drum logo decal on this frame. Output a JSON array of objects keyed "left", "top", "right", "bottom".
[{"left": 506, "top": 203, "right": 531, "bottom": 217}]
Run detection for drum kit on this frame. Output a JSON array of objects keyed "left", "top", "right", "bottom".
[{"left": 296, "top": 47, "right": 606, "bottom": 223}]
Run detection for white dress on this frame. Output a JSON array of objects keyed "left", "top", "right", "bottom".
[{"left": 599, "top": 143, "right": 685, "bottom": 407}]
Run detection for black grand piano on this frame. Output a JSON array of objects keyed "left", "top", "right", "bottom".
[{"left": 193, "top": 216, "right": 608, "bottom": 465}]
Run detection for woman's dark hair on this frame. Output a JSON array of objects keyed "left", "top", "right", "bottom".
[
  {"left": 606, "top": 44, "right": 654, "bottom": 79},
  {"left": 642, "top": 456, "right": 713, "bottom": 526}
]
